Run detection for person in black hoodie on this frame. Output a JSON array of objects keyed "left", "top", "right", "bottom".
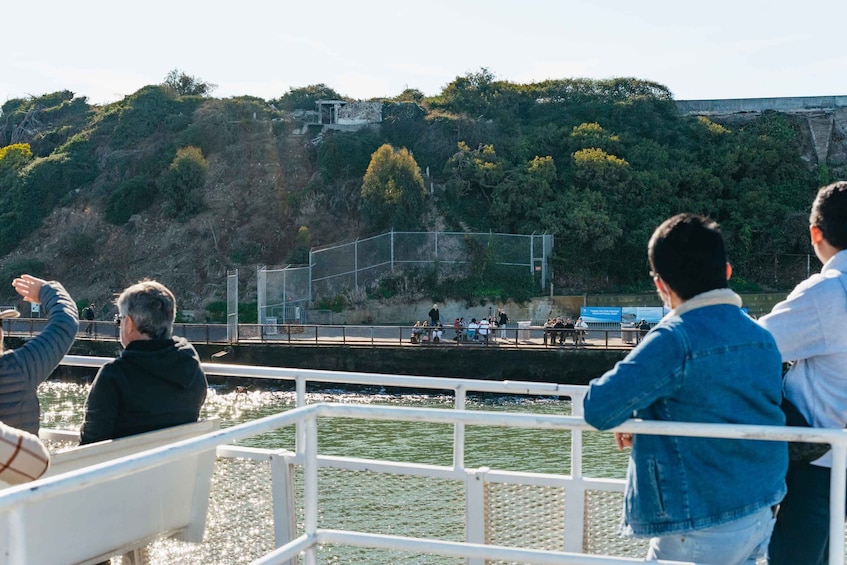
[{"left": 80, "top": 280, "right": 208, "bottom": 445}]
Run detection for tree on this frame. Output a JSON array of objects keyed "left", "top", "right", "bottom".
[
  {"left": 158, "top": 146, "right": 208, "bottom": 217},
  {"left": 490, "top": 155, "right": 561, "bottom": 233},
  {"left": 273, "top": 84, "right": 344, "bottom": 112},
  {"left": 445, "top": 141, "right": 506, "bottom": 203},
  {"left": 361, "top": 144, "right": 427, "bottom": 231},
  {"left": 391, "top": 88, "right": 425, "bottom": 103},
  {"left": 163, "top": 69, "right": 217, "bottom": 97},
  {"left": 0, "top": 143, "right": 33, "bottom": 174}
]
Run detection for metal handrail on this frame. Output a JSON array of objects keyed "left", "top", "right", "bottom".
[
  {"left": 26, "top": 375, "right": 847, "bottom": 565},
  {"left": 6, "top": 320, "right": 641, "bottom": 350}
]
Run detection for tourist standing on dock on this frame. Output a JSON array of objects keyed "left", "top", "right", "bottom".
[
  {"left": 428, "top": 303, "right": 440, "bottom": 326},
  {"left": 497, "top": 308, "right": 509, "bottom": 340},
  {"left": 80, "top": 280, "right": 207, "bottom": 445},
  {"left": 758, "top": 181, "right": 847, "bottom": 565},
  {"left": 0, "top": 274, "right": 78, "bottom": 434},
  {"left": 583, "top": 214, "right": 786, "bottom": 564}
]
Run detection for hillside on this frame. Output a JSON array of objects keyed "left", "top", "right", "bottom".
[{"left": 0, "top": 76, "right": 841, "bottom": 319}]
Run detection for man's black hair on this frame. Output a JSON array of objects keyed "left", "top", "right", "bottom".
[
  {"left": 648, "top": 213, "right": 728, "bottom": 300},
  {"left": 810, "top": 181, "right": 847, "bottom": 251}
]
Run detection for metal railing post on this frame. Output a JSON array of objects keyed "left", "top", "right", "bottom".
[
  {"left": 453, "top": 387, "right": 466, "bottom": 471},
  {"left": 303, "top": 415, "right": 319, "bottom": 565},
  {"left": 271, "top": 452, "right": 299, "bottom": 565}
]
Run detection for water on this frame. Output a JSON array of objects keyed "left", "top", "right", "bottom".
[{"left": 37, "top": 380, "right": 630, "bottom": 478}]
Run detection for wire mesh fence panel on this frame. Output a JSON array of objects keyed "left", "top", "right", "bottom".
[
  {"left": 318, "top": 468, "right": 465, "bottom": 538},
  {"left": 485, "top": 482, "right": 567, "bottom": 553},
  {"left": 312, "top": 272, "right": 356, "bottom": 301},
  {"left": 393, "top": 231, "right": 439, "bottom": 264},
  {"left": 355, "top": 232, "right": 393, "bottom": 269},
  {"left": 139, "top": 458, "right": 277, "bottom": 564},
  {"left": 583, "top": 489, "right": 649, "bottom": 558},
  {"left": 260, "top": 266, "right": 311, "bottom": 324},
  {"left": 312, "top": 240, "right": 357, "bottom": 282}
]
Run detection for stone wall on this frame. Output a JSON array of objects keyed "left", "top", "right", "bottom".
[
  {"left": 676, "top": 96, "right": 847, "bottom": 115},
  {"left": 676, "top": 96, "right": 847, "bottom": 169}
]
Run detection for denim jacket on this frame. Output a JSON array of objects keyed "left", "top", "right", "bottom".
[{"left": 583, "top": 289, "right": 787, "bottom": 537}]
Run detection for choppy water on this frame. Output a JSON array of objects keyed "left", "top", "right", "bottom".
[{"left": 37, "top": 380, "right": 630, "bottom": 478}]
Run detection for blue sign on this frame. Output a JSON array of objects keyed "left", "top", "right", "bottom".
[{"left": 580, "top": 307, "right": 622, "bottom": 323}]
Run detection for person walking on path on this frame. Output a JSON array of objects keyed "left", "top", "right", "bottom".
[
  {"left": 83, "top": 303, "right": 95, "bottom": 336},
  {"left": 0, "top": 274, "right": 78, "bottom": 434},
  {"left": 758, "top": 181, "right": 847, "bottom": 565}
]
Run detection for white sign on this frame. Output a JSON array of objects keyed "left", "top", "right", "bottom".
[
  {"left": 265, "top": 317, "right": 278, "bottom": 335},
  {"left": 30, "top": 303, "right": 41, "bottom": 315}
]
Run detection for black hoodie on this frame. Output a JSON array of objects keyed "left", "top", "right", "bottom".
[{"left": 80, "top": 337, "right": 208, "bottom": 444}]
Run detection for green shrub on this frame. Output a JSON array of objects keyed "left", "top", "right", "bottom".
[
  {"left": 58, "top": 230, "right": 96, "bottom": 259},
  {"left": 104, "top": 176, "right": 156, "bottom": 225},
  {"left": 158, "top": 145, "right": 207, "bottom": 218}
]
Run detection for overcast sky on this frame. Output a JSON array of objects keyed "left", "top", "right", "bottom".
[{"left": 3, "top": 0, "right": 845, "bottom": 106}]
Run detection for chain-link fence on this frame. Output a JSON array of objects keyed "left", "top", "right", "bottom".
[
  {"left": 257, "top": 231, "right": 553, "bottom": 323},
  {"left": 742, "top": 253, "right": 815, "bottom": 291},
  {"left": 257, "top": 264, "right": 311, "bottom": 325}
]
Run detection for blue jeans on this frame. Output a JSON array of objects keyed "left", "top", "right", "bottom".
[
  {"left": 647, "top": 505, "right": 775, "bottom": 564},
  {"left": 768, "top": 463, "right": 845, "bottom": 565}
]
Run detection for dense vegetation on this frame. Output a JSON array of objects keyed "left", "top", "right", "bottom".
[{"left": 0, "top": 69, "right": 831, "bottom": 309}]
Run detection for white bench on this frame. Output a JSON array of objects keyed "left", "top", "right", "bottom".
[{"left": 0, "top": 419, "right": 219, "bottom": 565}]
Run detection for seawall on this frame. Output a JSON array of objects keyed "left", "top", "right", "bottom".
[{"left": 43, "top": 338, "right": 627, "bottom": 387}]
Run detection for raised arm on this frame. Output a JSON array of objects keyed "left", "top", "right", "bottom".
[{"left": 7, "top": 275, "right": 79, "bottom": 388}]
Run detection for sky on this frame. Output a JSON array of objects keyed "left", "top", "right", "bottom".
[{"left": 3, "top": 0, "right": 846, "bottom": 107}]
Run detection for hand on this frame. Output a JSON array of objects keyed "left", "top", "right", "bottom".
[
  {"left": 615, "top": 432, "right": 633, "bottom": 450},
  {"left": 12, "top": 274, "right": 46, "bottom": 304}
]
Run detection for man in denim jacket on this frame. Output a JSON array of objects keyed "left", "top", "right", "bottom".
[{"left": 584, "top": 214, "right": 787, "bottom": 564}]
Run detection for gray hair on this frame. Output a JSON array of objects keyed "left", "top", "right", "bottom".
[{"left": 116, "top": 280, "right": 176, "bottom": 340}]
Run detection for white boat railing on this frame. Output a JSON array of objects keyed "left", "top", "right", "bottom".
[{"left": 14, "top": 355, "right": 847, "bottom": 564}]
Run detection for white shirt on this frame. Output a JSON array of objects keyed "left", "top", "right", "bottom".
[
  {"left": 478, "top": 319, "right": 490, "bottom": 335},
  {"left": 758, "top": 249, "right": 847, "bottom": 467}
]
